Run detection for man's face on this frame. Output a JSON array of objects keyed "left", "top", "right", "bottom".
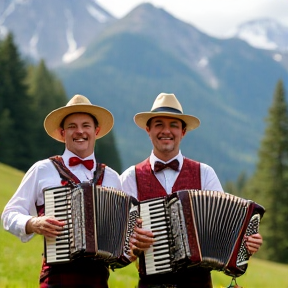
[
  {"left": 61, "top": 113, "right": 100, "bottom": 158},
  {"left": 146, "top": 116, "right": 186, "bottom": 161}
]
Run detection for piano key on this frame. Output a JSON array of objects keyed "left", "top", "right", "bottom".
[
  {"left": 153, "top": 239, "right": 169, "bottom": 246},
  {"left": 146, "top": 265, "right": 172, "bottom": 274},
  {"left": 154, "top": 234, "right": 169, "bottom": 241},
  {"left": 46, "top": 255, "right": 70, "bottom": 263},
  {"left": 145, "top": 253, "right": 170, "bottom": 260}
]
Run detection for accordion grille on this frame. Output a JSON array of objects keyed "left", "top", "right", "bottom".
[
  {"left": 188, "top": 190, "right": 249, "bottom": 269},
  {"left": 92, "top": 186, "right": 134, "bottom": 258}
]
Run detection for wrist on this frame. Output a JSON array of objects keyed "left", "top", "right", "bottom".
[{"left": 25, "top": 216, "right": 36, "bottom": 234}]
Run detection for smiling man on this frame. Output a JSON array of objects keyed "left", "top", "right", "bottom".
[
  {"left": 120, "top": 92, "right": 263, "bottom": 288},
  {"left": 1, "top": 94, "right": 123, "bottom": 288}
]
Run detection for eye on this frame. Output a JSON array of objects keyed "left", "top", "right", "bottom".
[
  {"left": 154, "top": 122, "right": 162, "bottom": 127},
  {"left": 171, "top": 122, "right": 180, "bottom": 128}
]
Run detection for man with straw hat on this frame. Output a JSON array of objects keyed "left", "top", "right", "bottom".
[
  {"left": 2, "top": 94, "right": 126, "bottom": 287},
  {"left": 120, "top": 93, "right": 263, "bottom": 288}
]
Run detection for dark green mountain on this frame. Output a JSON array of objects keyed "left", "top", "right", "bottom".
[{"left": 54, "top": 4, "right": 288, "bottom": 182}]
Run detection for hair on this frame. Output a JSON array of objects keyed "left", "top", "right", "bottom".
[
  {"left": 60, "top": 112, "right": 99, "bottom": 129},
  {"left": 146, "top": 117, "right": 187, "bottom": 130}
]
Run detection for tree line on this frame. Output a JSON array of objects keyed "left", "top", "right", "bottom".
[
  {"left": 0, "top": 33, "right": 121, "bottom": 173},
  {"left": 225, "top": 79, "right": 288, "bottom": 264}
]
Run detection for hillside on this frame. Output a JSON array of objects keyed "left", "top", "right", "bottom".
[{"left": 1, "top": 162, "right": 287, "bottom": 287}]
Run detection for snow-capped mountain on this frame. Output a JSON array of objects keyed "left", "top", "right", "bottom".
[
  {"left": 230, "top": 18, "right": 288, "bottom": 52},
  {"left": 0, "top": 0, "right": 115, "bottom": 67},
  {"left": 0, "top": 2, "right": 287, "bottom": 181}
]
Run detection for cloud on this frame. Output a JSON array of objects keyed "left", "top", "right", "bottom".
[{"left": 96, "top": 0, "right": 288, "bottom": 37}]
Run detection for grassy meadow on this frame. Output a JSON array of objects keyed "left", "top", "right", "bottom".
[{"left": 0, "top": 163, "right": 287, "bottom": 288}]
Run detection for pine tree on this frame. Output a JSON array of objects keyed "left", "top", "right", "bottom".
[
  {"left": 0, "top": 109, "right": 15, "bottom": 161},
  {"left": 25, "top": 59, "right": 68, "bottom": 162},
  {"left": 0, "top": 33, "right": 34, "bottom": 170},
  {"left": 244, "top": 80, "right": 288, "bottom": 263},
  {"left": 224, "top": 171, "right": 247, "bottom": 197}
]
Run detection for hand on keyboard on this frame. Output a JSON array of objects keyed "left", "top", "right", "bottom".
[
  {"left": 129, "top": 218, "right": 154, "bottom": 257},
  {"left": 25, "top": 216, "right": 66, "bottom": 238}
]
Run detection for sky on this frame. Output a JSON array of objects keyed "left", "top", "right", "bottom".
[{"left": 97, "top": 0, "right": 288, "bottom": 38}]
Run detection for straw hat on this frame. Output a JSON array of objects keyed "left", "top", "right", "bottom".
[
  {"left": 44, "top": 94, "right": 114, "bottom": 142},
  {"left": 134, "top": 93, "right": 200, "bottom": 131}
]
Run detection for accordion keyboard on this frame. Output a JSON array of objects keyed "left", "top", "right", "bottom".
[
  {"left": 140, "top": 198, "right": 172, "bottom": 275},
  {"left": 44, "top": 186, "right": 72, "bottom": 264}
]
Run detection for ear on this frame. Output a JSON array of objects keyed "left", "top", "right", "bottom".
[
  {"left": 95, "top": 127, "right": 101, "bottom": 136},
  {"left": 145, "top": 126, "right": 150, "bottom": 135},
  {"left": 182, "top": 128, "right": 187, "bottom": 137},
  {"left": 58, "top": 128, "right": 65, "bottom": 139}
]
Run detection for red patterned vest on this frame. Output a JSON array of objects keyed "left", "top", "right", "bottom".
[
  {"left": 37, "top": 156, "right": 108, "bottom": 288},
  {"left": 135, "top": 157, "right": 201, "bottom": 201}
]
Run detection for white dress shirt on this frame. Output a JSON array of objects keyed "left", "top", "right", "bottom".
[
  {"left": 1, "top": 149, "right": 122, "bottom": 242},
  {"left": 120, "top": 151, "right": 223, "bottom": 199}
]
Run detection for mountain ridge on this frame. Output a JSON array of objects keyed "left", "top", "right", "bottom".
[
  {"left": 229, "top": 18, "right": 288, "bottom": 52},
  {"left": 1, "top": 2, "right": 288, "bottom": 182},
  {"left": 56, "top": 5, "right": 287, "bottom": 182},
  {"left": 0, "top": 0, "right": 115, "bottom": 67}
]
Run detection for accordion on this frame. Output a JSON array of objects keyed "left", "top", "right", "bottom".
[
  {"left": 43, "top": 182, "right": 138, "bottom": 266},
  {"left": 139, "top": 189, "right": 265, "bottom": 278}
]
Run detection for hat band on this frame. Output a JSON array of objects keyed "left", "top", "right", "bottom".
[{"left": 151, "top": 106, "right": 183, "bottom": 114}]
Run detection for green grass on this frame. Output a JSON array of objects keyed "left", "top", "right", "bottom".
[{"left": 1, "top": 163, "right": 287, "bottom": 287}]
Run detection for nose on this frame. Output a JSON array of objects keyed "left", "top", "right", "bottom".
[
  {"left": 75, "top": 126, "right": 84, "bottom": 133},
  {"left": 161, "top": 124, "right": 171, "bottom": 134}
]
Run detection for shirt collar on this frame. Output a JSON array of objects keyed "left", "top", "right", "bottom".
[{"left": 150, "top": 150, "right": 183, "bottom": 172}]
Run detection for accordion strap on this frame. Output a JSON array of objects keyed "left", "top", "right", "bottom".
[
  {"left": 50, "top": 155, "right": 81, "bottom": 184},
  {"left": 92, "top": 162, "right": 106, "bottom": 185}
]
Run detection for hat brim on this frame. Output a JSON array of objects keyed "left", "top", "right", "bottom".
[
  {"left": 44, "top": 104, "right": 114, "bottom": 142},
  {"left": 134, "top": 112, "right": 200, "bottom": 131}
]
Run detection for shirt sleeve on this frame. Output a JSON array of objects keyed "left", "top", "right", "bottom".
[
  {"left": 1, "top": 160, "right": 60, "bottom": 242},
  {"left": 102, "top": 166, "right": 122, "bottom": 191},
  {"left": 200, "top": 163, "right": 224, "bottom": 192},
  {"left": 120, "top": 166, "right": 138, "bottom": 199}
]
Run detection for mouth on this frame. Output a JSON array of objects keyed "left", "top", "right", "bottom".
[
  {"left": 158, "top": 136, "right": 173, "bottom": 141},
  {"left": 73, "top": 137, "right": 88, "bottom": 142}
]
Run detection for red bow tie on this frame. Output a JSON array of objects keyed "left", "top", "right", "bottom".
[
  {"left": 69, "top": 157, "right": 94, "bottom": 170},
  {"left": 154, "top": 159, "right": 179, "bottom": 172}
]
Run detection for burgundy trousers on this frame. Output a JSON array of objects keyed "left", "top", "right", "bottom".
[
  {"left": 39, "top": 258, "right": 109, "bottom": 288},
  {"left": 137, "top": 267, "right": 213, "bottom": 288}
]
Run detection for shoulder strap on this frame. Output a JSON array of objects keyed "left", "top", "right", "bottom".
[
  {"left": 49, "top": 155, "right": 81, "bottom": 184},
  {"left": 50, "top": 155, "right": 106, "bottom": 185},
  {"left": 92, "top": 162, "right": 106, "bottom": 185}
]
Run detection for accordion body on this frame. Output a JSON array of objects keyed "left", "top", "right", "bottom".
[
  {"left": 43, "top": 182, "right": 138, "bottom": 265},
  {"left": 139, "top": 189, "right": 265, "bottom": 277}
]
